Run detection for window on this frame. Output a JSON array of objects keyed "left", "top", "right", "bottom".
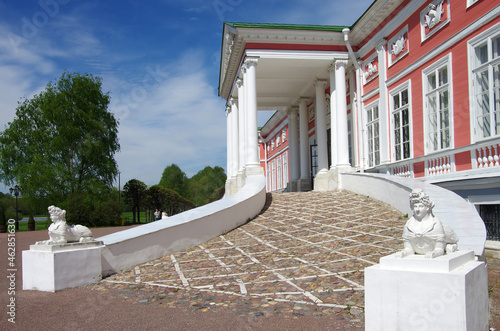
[
  {"left": 423, "top": 55, "right": 452, "bottom": 153},
  {"left": 282, "top": 151, "right": 288, "bottom": 188},
  {"left": 480, "top": 204, "right": 500, "bottom": 240},
  {"left": 391, "top": 84, "right": 411, "bottom": 161},
  {"left": 470, "top": 29, "right": 500, "bottom": 140},
  {"left": 271, "top": 160, "right": 275, "bottom": 191},
  {"left": 366, "top": 103, "right": 380, "bottom": 167},
  {"left": 267, "top": 163, "right": 271, "bottom": 191},
  {"left": 277, "top": 156, "right": 282, "bottom": 190}
]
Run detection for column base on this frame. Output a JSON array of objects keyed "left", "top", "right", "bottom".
[
  {"left": 298, "top": 178, "right": 311, "bottom": 192},
  {"left": 328, "top": 165, "right": 355, "bottom": 190},
  {"left": 230, "top": 176, "right": 238, "bottom": 196},
  {"left": 313, "top": 169, "right": 330, "bottom": 191},
  {"left": 245, "top": 164, "right": 264, "bottom": 176},
  {"left": 236, "top": 171, "right": 244, "bottom": 192},
  {"left": 224, "top": 179, "right": 232, "bottom": 197},
  {"left": 287, "top": 181, "right": 298, "bottom": 192}
]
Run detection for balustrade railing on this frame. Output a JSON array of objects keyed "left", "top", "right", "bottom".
[
  {"left": 367, "top": 139, "right": 500, "bottom": 179},
  {"left": 425, "top": 154, "right": 454, "bottom": 176},
  {"left": 474, "top": 143, "right": 500, "bottom": 169},
  {"left": 390, "top": 163, "right": 412, "bottom": 178}
]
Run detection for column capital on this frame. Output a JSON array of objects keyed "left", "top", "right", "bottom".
[
  {"left": 225, "top": 105, "right": 231, "bottom": 116},
  {"left": 236, "top": 77, "right": 243, "bottom": 88},
  {"left": 376, "top": 38, "right": 387, "bottom": 51},
  {"left": 335, "top": 59, "right": 349, "bottom": 69},
  {"left": 287, "top": 106, "right": 299, "bottom": 116},
  {"left": 313, "top": 79, "right": 327, "bottom": 88},
  {"left": 298, "top": 97, "right": 311, "bottom": 104},
  {"left": 243, "top": 57, "right": 259, "bottom": 69},
  {"left": 230, "top": 97, "right": 237, "bottom": 105}
]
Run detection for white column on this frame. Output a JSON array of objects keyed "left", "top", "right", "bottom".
[
  {"left": 243, "top": 57, "right": 260, "bottom": 169},
  {"left": 299, "top": 98, "right": 310, "bottom": 180},
  {"left": 287, "top": 107, "right": 300, "bottom": 182},
  {"left": 230, "top": 97, "right": 239, "bottom": 178},
  {"left": 236, "top": 78, "right": 245, "bottom": 174},
  {"left": 377, "top": 39, "right": 390, "bottom": 167},
  {"left": 225, "top": 105, "right": 232, "bottom": 179},
  {"left": 314, "top": 79, "right": 328, "bottom": 172},
  {"left": 335, "top": 59, "right": 350, "bottom": 167},
  {"left": 329, "top": 64, "right": 337, "bottom": 168}
]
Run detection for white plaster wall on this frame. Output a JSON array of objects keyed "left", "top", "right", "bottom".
[
  {"left": 98, "top": 175, "right": 267, "bottom": 276},
  {"left": 341, "top": 173, "right": 487, "bottom": 257}
]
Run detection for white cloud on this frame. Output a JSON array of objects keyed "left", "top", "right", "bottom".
[{"left": 112, "top": 52, "right": 227, "bottom": 186}]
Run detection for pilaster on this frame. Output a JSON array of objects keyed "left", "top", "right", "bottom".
[{"left": 376, "top": 38, "right": 391, "bottom": 166}]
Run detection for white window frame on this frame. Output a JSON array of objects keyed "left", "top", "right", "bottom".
[
  {"left": 468, "top": 23, "right": 500, "bottom": 143},
  {"left": 422, "top": 54, "right": 453, "bottom": 154},
  {"left": 390, "top": 80, "right": 413, "bottom": 161},
  {"left": 267, "top": 163, "right": 271, "bottom": 192},
  {"left": 365, "top": 101, "right": 380, "bottom": 168},
  {"left": 271, "top": 160, "right": 275, "bottom": 191},
  {"left": 466, "top": 0, "right": 481, "bottom": 9},
  {"left": 282, "top": 151, "right": 288, "bottom": 188},
  {"left": 277, "top": 155, "right": 282, "bottom": 190}
]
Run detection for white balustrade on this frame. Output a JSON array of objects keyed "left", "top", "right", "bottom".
[
  {"left": 475, "top": 144, "right": 500, "bottom": 168},
  {"left": 426, "top": 154, "right": 453, "bottom": 176},
  {"left": 391, "top": 164, "right": 412, "bottom": 178}
]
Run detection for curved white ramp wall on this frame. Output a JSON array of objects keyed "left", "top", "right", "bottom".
[
  {"left": 98, "top": 175, "right": 266, "bottom": 276},
  {"left": 341, "top": 173, "right": 487, "bottom": 258}
]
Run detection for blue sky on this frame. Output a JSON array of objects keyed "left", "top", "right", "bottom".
[{"left": 0, "top": 0, "right": 373, "bottom": 193}]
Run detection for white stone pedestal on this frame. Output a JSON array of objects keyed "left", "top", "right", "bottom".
[
  {"left": 365, "top": 250, "right": 489, "bottom": 331},
  {"left": 23, "top": 241, "right": 104, "bottom": 292}
]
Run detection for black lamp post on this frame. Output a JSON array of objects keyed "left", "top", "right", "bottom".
[
  {"left": 118, "top": 171, "right": 121, "bottom": 205},
  {"left": 9, "top": 185, "right": 21, "bottom": 231}
]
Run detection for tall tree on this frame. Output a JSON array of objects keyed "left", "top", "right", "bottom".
[
  {"left": 159, "top": 164, "right": 187, "bottom": 196},
  {"left": 186, "top": 166, "right": 227, "bottom": 206},
  {"left": 0, "top": 71, "right": 120, "bottom": 203},
  {"left": 123, "top": 179, "right": 147, "bottom": 224}
]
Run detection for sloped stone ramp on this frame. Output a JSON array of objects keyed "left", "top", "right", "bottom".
[{"left": 92, "top": 191, "right": 405, "bottom": 323}]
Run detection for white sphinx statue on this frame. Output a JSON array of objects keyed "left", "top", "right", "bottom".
[
  {"left": 36, "top": 205, "right": 94, "bottom": 245},
  {"left": 396, "top": 189, "right": 458, "bottom": 258}
]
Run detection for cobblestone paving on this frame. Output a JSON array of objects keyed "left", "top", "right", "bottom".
[{"left": 91, "top": 191, "right": 406, "bottom": 326}]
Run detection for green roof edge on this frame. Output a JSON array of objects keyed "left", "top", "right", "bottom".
[{"left": 225, "top": 22, "right": 349, "bottom": 32}]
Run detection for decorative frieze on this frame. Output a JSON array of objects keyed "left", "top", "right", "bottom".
[
  {"left": 420, "top": 0, "right": 450, "bottom": 42},
  {"left": 388, "top": 26, "right": 409, "bottom": 67},
  {"left": 362, "top": 52, "right": 378, "bottom": 84}
]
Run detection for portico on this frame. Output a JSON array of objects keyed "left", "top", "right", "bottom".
[{"left": 220, "top": 22, "right": 355, "bottom": 195}]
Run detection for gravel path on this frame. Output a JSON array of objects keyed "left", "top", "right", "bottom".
[{"left": 1, "top": 191, "right": 498, "bottom": 330}]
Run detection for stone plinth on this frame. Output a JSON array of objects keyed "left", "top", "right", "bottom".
[
  {"left": 365, "top": 250, "right": 488, "bottom": 331},
  {"left": 23, "top": 241, "right": 104, "bottom": 292}
]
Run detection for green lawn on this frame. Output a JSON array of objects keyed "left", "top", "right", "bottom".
[{"left": 10, "top": 211, "right": 152, "bottom": 232}]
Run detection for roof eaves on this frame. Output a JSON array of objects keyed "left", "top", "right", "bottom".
[{"left": 225, "top": 22, "right": 348, "bottom": 32}]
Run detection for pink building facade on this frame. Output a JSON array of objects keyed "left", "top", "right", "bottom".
[{"left": 220, "top": 0, "right": 500, "bottom": 238}]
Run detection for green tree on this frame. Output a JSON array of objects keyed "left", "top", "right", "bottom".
[
  {"left": 147, "top": 185, "right": 167, "bottom": 220},
  {"left": 0, "top": 193, "right": 15, "bottom": 229},
  {"left": 186, "top": 166, "right": 227, "bottom": 206},
  {"left": 159, "top": 164, "right": 187, "bottom": 197},
  {"left": 123, "top": 179, "right": 147, "bottom": 224},
  {"left": 0, "top": 71, "right": 120, "bottom": 203}
]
